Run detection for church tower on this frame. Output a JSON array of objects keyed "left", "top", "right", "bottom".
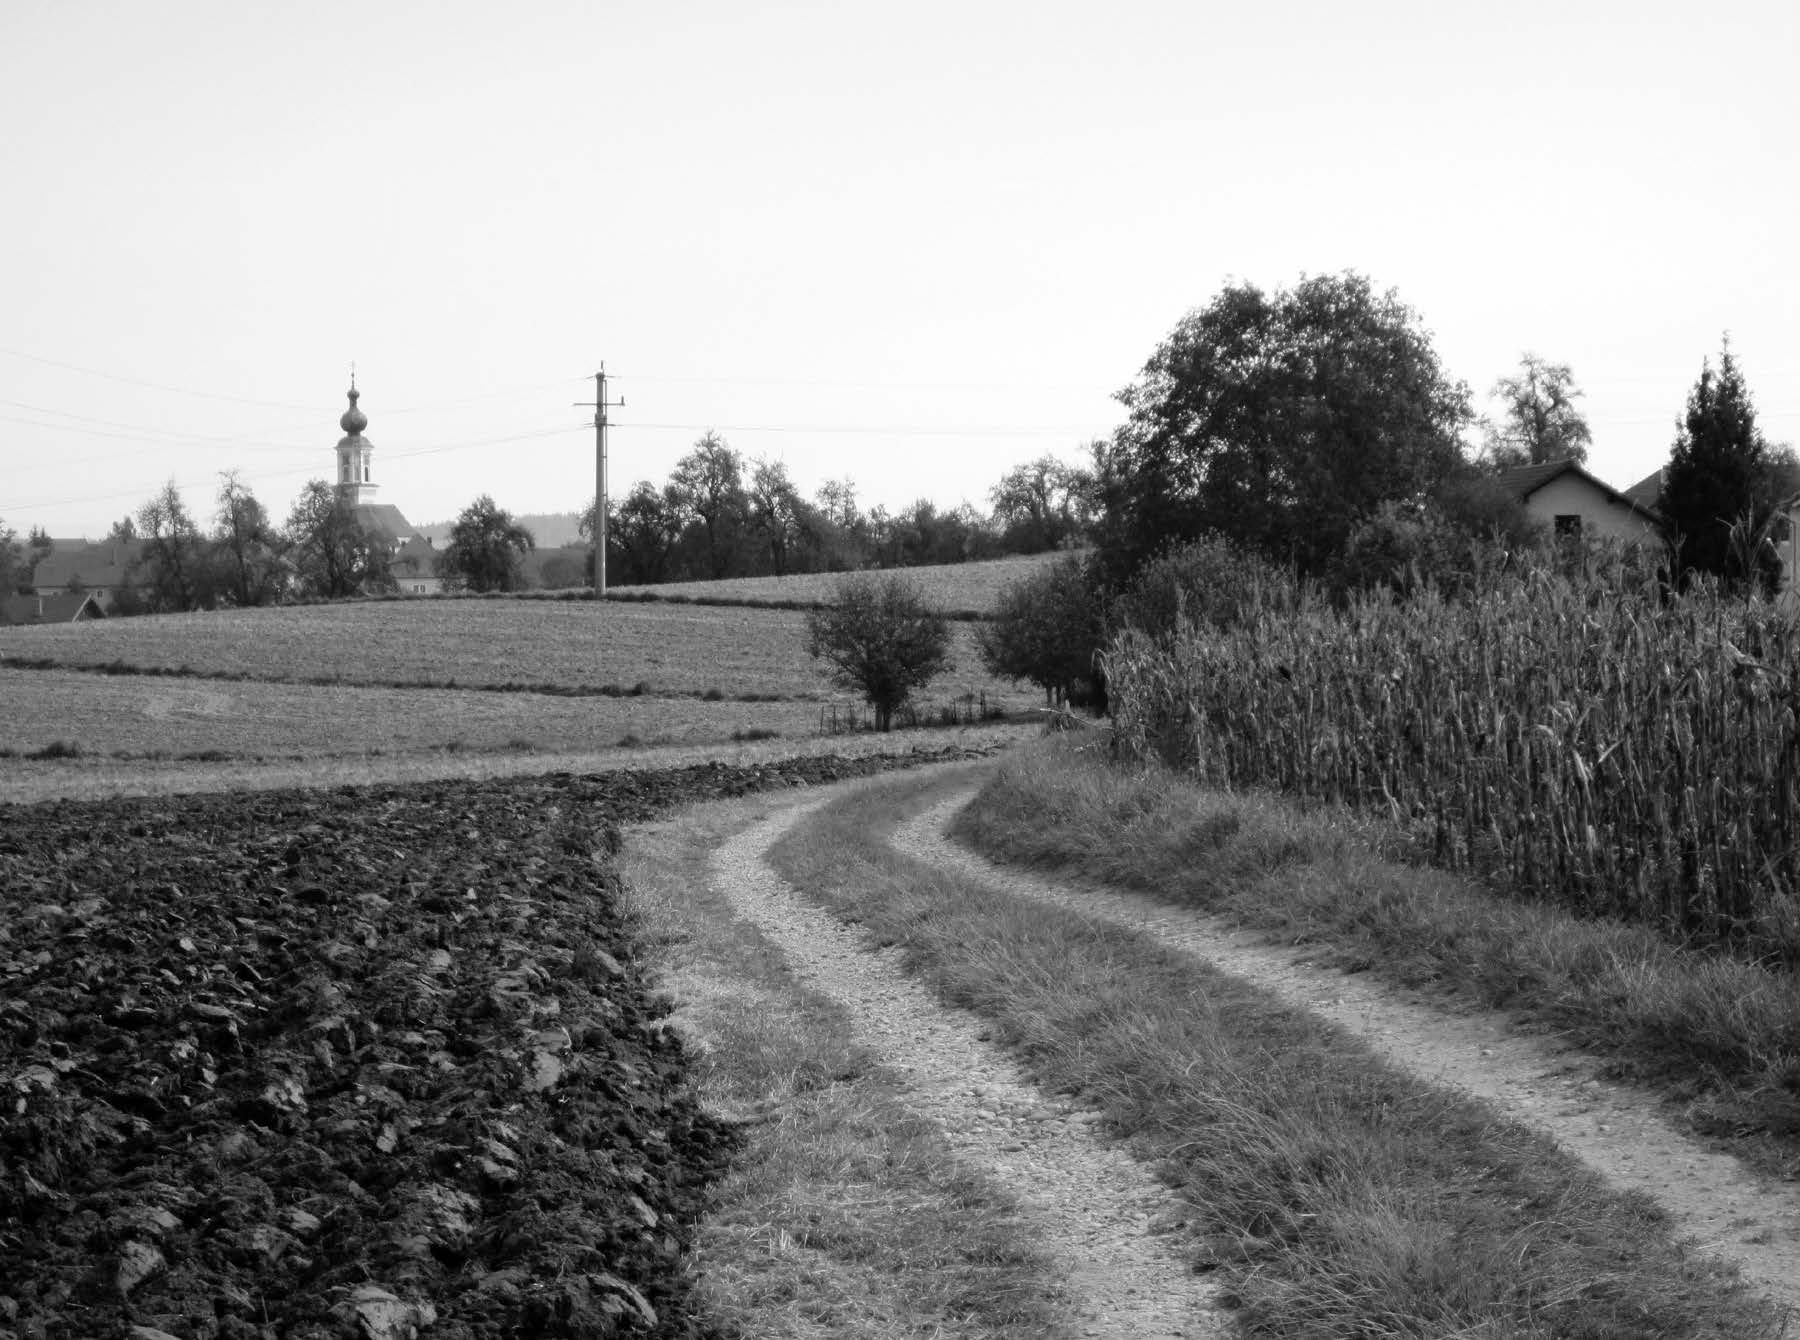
[{"left": 335, "top": 381, "right": 378, "bottom": 506}]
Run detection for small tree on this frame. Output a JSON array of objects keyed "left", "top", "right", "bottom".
[
  {"left": 213, "top": 470, "right": 285, "bottom": 607},
  {"left": 806, "top": 573, "right": 953, "bottom": 731},
  {"left": 135, "top": 479, "right": 209, "bottom": 612},
  {"left": 669, "top": 432, "right": 748, "bottom": 579},
  {"left": 287, "top": 480, "right": 393, "bottom": 599},
  {"left": 0, "top": 518, "right": 21, "bottom": 596},
  {"left": 979, "top": 554, "right": 1106, "bottom": 707},
  {"left": 748, "top": 457, "right": 814, "bottom": 577},
  {"left": 437, "top": 495, "right": 535, "bottom": 593}
]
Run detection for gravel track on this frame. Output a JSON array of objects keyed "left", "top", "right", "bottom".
[
  {"left": 893, "top": 787, "right": 1800, "bottom": 1319},
  {"left": 712, "top": 797, "right": 1227, "bottom": 1339}
]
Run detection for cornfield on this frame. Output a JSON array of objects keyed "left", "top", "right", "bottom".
[{"left": 1106, "top": 560, "right": 1800, "bottom": 959}]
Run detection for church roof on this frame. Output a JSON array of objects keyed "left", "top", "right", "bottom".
[{"left": 351, "top": 503, "right": 416, "bottom": 544}]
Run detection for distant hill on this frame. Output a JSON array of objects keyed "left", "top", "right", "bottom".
[{"left": 414, "top": 511, "right": 585, "bottom": 548}]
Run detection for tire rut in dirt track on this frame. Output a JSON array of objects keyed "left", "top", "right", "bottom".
[
  {"left": 892, "top": 787, "right": 1800, "bottom": 1319},
  {"left": 713, "top": 797, "right": 1228, "bottom": 1339}
]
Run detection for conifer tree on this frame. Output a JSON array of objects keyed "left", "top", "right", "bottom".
[{"left": 1662, "top": 339, "right": 1787, "bottom": 593}]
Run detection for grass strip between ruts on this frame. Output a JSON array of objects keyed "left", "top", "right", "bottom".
[
  {"left": 768, "top": 761, "right": 1787, "bottom": 1339},
  {"left": 620, "top": 793, "right": 1070, "bottom": 1339}
]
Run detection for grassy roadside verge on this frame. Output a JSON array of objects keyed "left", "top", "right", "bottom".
[
  {"left": 951, "top": 737, "right": 1800, "bottom": 1180},
  {"left": 618, "top": 792, "right": 1069, "bottom": 1339},
  {"left": 768, "top": 762, "right": 1786, "bottom": 1338}
]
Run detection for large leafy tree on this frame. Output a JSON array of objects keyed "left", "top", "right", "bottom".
[
  {"left": 1662, "top": 339, "right": 1792, "bottom": 593},
  {"left": 978, "top": 553, "right": 1107, "bottom": 707},
  {"left": 1101, "top": 272, "right": 1472, "bottom": 581},
  {"left": 669, "top": 432, "right": 749, "bottom": 579},
  {"left": 212, "top": 470, "right": 286, "bottom": 607},
  {"left": 135, "top": 479, "right": 210, "bottom": 612},
  {"left": 806, "top": 573, "right": 953, "bottom": 731},
  {"left": 989, "top": 454, "right": 1094, "bottom": 554},
  {"left": 286, "top": 480, "right": 393, "bottom": 599},
  {"left": 437, "top": 495, "right": 535, "bottom": 593},
  {"left": 1482, "top": 354, "right": 1592, "bottom": 468}
]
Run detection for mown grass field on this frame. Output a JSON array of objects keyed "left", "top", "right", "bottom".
[
  {"left": 0, "top": 578, "right": 1026, "bottom": 784},
  {"left": 608, "top": 551, "right": 1072, "bottom": 614},
  {"left": 0, "top": 599, "right": 1011, "bottom": 699},
  {"left": 3, "top": 602, "right": 818, "bottom": 695},
  {"left": 0, "top": 668, "right": 848, "bottom": 760}
]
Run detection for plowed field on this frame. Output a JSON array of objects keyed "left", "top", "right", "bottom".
[{"left": 0, "top": 750, "right": 969, "bottom": 1339}]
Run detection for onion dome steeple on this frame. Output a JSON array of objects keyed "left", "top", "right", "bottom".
[
  {"left": 334, "top": 374, "right": 378, "bottom": 505},
  {"left": 340, "top": 385, "right": 369, "bottom": 436}
]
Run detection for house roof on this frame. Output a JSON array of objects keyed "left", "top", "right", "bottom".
[
  {"left": 31, "top": 539, "right": 145, "bottom": 591},
  {"left": 1494, "top": 461, "right": 1664, "bottom": 525},
  {"left": 351, "top": 503, "right": 417, "bottom": 545},
  {"left": 2, "top": 591, "right": 105, "bottom": 625},
  {"left": 1624, "top": 468, "right": 1665, "bottom": 512},
  {"left": 390, "top": 534, "right": 438, "bottom": 580},
  {"left": 1623, "top": 463, "right": 1800, "bottom": 514}
]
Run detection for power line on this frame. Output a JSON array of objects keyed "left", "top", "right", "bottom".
[
  {"left": 5, "top": 424, "right": 588, "bottom": 514},
  {"left": 0, "top": 404, "right": 327, "bottom": 452},
  {"left": 619, "top": 421, "right": 1107, "bottom": 437},
  {"left": 615, "top": 370, "right": 1122, "bottom": 395},
  {"left": 0, "top": 347, "right": 322, "bottom": 411},
  {"left": 0, "top": 346, "right": 593, "bottom": 420}
]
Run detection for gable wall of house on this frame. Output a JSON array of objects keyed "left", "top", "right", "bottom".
[{"left": 1525, "top": 475, "right": 1661, "bottom": 545}]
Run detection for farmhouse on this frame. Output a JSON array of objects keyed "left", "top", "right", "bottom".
[
  {"left": 0, "top": 590, "right": 106, "bottom": 625},
  {"left": 30, "top": 539, "right": 146, "bottom": 612},
  {"left": 1494, "top": 461, "right": 1663, "bottom": 546}
]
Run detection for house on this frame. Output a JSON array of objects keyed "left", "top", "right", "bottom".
[
  {"left": 389, "top": 535, "right": 444, "bottom": 596},
  {"left": 29, "top": 539, "right": 146, "bottom": 612},
  {"left": 1494, "top": 462, "right": 1664, "bottom": 547},
  {"left": 2, "top": 591, "right": 107, "bottom": 625},
  {"left": 1626, "top": 463, "right": 1800, "bottom": 593}
]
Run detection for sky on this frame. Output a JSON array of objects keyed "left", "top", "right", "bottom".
[{"left": 2, "top": 0, "right": 1796, "bottom": 540}]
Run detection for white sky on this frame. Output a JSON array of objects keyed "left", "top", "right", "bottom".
[{"left": 3, "top": 0, "right": 1796, "bottom": 539}]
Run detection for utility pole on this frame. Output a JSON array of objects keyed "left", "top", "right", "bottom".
[{"left": 575, "top": 366, "right": 625, "bottom": 596}]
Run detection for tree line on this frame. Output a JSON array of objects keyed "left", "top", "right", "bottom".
[
  {"left": 6, "top": 270, "right": 1788, "bottom": 616},
  {"left": 965, "top": 273, "right": 1797, "bottom": 718},
  {"left": 1092, "top": 271, "right": 1795, "bottom": 598},
  {"left": 0, "top": 443, "right": 1103, "bottom": 613},
  {"left": 577, "top": 432, "right": 1097, "bottom": 588}
]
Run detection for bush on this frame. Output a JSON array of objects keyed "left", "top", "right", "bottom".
[
  {"left": 1111, "top": 536, "right": 1298, "bottom": 639},
  {"left": 805, "top": 574, "right": 953, "bottom": 731}
]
